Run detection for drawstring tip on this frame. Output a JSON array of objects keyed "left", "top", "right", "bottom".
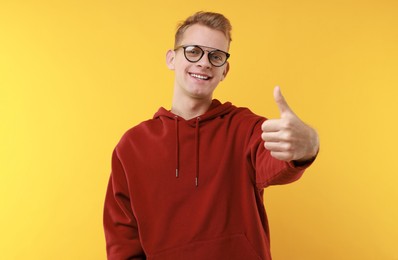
[
  {"left": 176, "top": 169, "right": 179, "bottom": 178},
  {"left": 195, "top": 177, "right": 198, "bottom": 187}
]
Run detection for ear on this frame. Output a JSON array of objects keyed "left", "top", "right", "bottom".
[
  {"left": 220, "top": 62, "right": 230, "bottom": 81},
  {"left": 166, "top": 50, "right": 175, "bottom": 70}
]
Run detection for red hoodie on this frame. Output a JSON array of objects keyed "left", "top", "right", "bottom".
[{"left": 104, "top": 100, "right": 311, "bottom": 260}]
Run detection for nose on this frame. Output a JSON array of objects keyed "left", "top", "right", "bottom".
[{"left": 196, "top": 52, "right": 212, "bottom": 68}]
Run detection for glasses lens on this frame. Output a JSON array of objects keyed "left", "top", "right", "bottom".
[
  {"left": 209, "top": 51, "right": 227, "bottom": 66},
  {"left": 184, "top": 46, "right": 203, "bottom": 62}
]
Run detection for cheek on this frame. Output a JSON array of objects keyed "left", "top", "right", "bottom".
[
  {"left": 214, "top": 69, "right": 226, "bottom": 81},
  {"left": 173, "top": 63, "right": 186, "bottom": 77},
  {"left": 174, "top": 58, "right": 190, "bottom": 73}
]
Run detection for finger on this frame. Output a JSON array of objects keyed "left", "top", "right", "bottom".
[
  {"left": 264, "top": 142, "right": 283, "bottom": 152},
  {"left": 261, "top": 119, "right": 282, "bottom": 132},
  {"left": 261, "top": 132, "right": 282, "bottom": 142},
  {"left": 274, "top": 86, "right": 292, "bottom": 116},
  {"left": 264, "top": 141, "right": 292, "bottom": 152},
  {"left": 269, "top": 151, "right": 293, "bottom": 161}
]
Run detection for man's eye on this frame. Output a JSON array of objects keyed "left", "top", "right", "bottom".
[
  {"left": 186, "top": 47, "right": 201, "bottom": 55},
  {"left": 211, "top": 53, "right": 223, "bottom": 61}
]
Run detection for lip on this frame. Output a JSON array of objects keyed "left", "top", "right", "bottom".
[{"left": 188, "top": 72, "right": 212, "bottom": 81}]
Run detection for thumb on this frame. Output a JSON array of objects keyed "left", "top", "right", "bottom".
[{"left": 274, "top": 86, "right": 292, "bottom": 116}]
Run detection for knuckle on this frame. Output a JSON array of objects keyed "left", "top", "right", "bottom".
[
  {"left": 279, "top": 131, "right": 293, "bottom": 142},
  {"left": 284, "top": 120, "right": 293, "bottom": 129},
  {"left": 283, "top": 131, "right": 292, "bottom": 140},
  {"left": 284, "top": 142, "right": 293, "bottom": 151}
]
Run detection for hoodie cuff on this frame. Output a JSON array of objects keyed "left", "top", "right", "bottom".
[{"left": 289, "top": 155, "right": 317, "bottom": 168}]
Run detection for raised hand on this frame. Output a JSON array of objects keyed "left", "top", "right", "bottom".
[{"left": 261, "top": 86, "right": 319, "bottom": 162}]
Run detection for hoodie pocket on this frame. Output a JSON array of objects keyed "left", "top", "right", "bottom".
[{"left": 148, "top": 233, "right": 262, "bottom": 260}]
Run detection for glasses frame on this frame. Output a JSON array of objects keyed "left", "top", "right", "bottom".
[{"left": 174, "top": 45, "right": 230, "bottom": 67}]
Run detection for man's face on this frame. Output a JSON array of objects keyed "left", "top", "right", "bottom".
[{"left": 167, "top": 24, "right": 230, "bottom": 101}]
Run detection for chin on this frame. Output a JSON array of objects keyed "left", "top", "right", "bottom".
[{"left": 189, "top": 87, "right": 215, "bottom": 99}]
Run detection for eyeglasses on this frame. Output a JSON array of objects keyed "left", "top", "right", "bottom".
[{"left": 174, "top": 45, "right": 230, "bottom": 67}]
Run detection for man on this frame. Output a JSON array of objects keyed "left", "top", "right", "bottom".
[{"left": 103, "top": 11, "right": 319, "bottom": 260}]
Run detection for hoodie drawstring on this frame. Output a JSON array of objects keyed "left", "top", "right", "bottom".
[
  {"left": 174, "top": 116, "right": 179, "bottom": 178},
  {"left": 174, "top": 115, "right": 201, "bottom": 187},
  {"left": 195, "top": 117, "right": 200, "bottom": 187},
  {"left": 158, "top": 101, "right": 232, "bottom": 188}
]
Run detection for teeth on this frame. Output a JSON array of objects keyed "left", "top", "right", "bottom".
[{"left": 190, "top": 73, "right": 209, "bottom": 80}]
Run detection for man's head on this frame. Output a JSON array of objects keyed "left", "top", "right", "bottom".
[
  {"left": 167, "top": 12, "right": 232, "bottom": 101},
  {"left": 174, "top": 11, "right": 232, "bottom": 49}
]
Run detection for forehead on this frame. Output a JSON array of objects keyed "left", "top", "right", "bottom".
[{"left": 180, "top": 24, "right": 229, "bottom": 52}]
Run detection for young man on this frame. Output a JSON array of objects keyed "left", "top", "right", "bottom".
[{"left": 103, "top": 11, "right": 319, "bottom": 260}]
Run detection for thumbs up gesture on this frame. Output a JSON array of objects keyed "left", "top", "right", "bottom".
[{"left": 261, "top": 86, "right": 319, "bottom": 162}]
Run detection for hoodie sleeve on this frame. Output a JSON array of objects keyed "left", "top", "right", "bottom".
[
  {"left": 103, "top": 149, "right": 146, "bottom": 260},
  {"left": 248, "top": 119, "right": 313, "bottom": 189}
]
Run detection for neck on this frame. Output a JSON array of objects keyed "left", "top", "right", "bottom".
[{"left": 171, "top": 95, "right": 212, "bottom": 120}]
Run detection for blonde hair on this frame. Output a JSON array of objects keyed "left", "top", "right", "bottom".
[{"left": 174, "top": 11, "right": 232, "bottom": 48}]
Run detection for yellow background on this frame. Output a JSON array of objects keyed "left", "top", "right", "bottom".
[{"left": 1, "top": 0, "right": 397, "bottom": 259}]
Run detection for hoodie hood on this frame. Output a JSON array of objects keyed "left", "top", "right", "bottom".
[
  {"left": 153, "top": 99, "right": 235, "bottom": 187},
  {"left": 153, "top": 99, "right": 234, "bottom": 124}
]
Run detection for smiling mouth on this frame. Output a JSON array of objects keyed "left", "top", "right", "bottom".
[{"left": 189, "top": 73, "right": 211, "bottom": 80}]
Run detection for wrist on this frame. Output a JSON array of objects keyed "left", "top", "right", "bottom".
[{"left": 295, "top": 128, "right": 319, "bottom": 164}]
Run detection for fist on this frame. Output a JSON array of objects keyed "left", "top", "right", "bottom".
[{"left": 261, "top": 86, "right": 319, "bottom": 162}]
